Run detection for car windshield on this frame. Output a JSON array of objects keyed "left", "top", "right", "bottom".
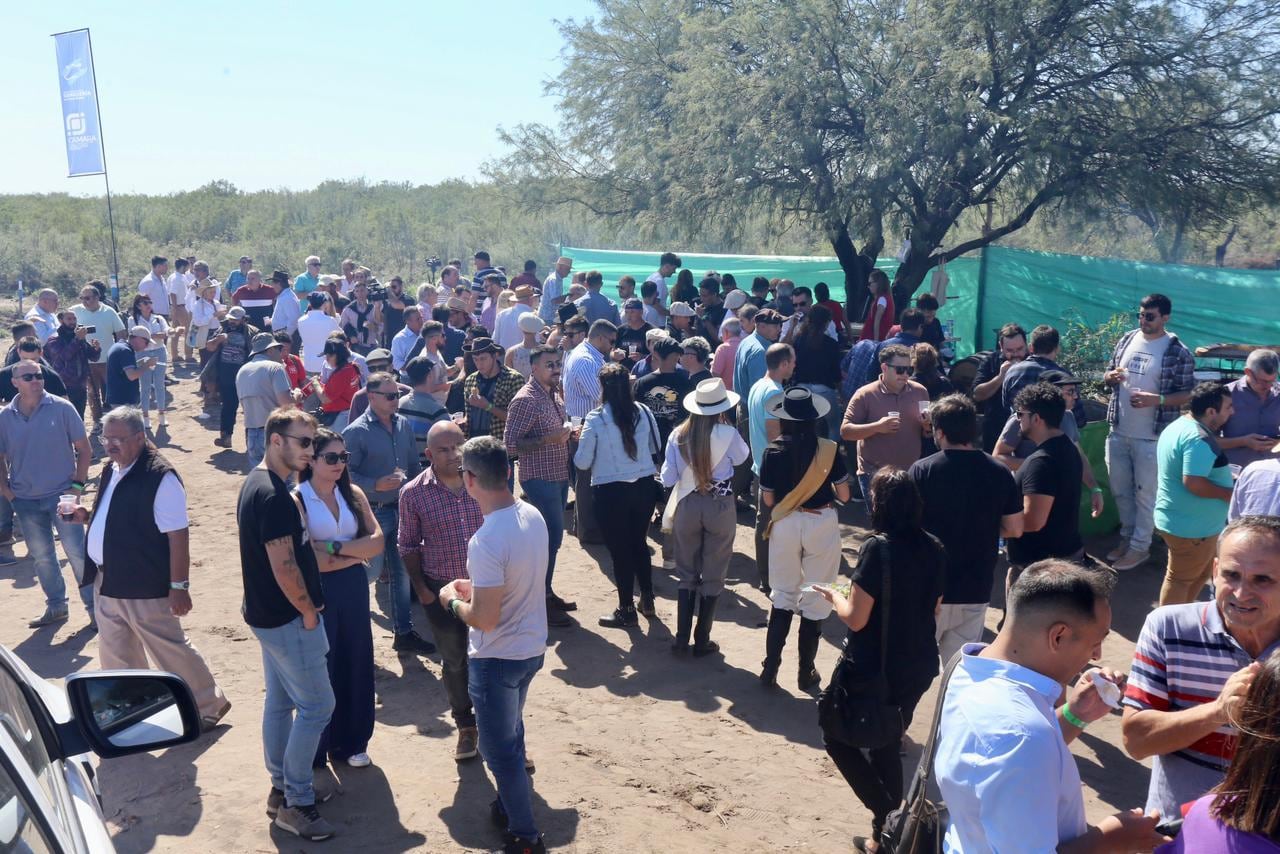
[{"left": 0, "top": 666, "right": 57, "bottom": 814}]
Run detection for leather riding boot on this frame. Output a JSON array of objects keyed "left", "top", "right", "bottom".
[
  {"left": 797, "top": 617, "right": 824, "bottom": 691},
  {"left": 691, "top": 595, "right": 720, "bottom": 657},
  {"left": 671, "top": 589, "right": 696, "bottom": 654},
  {"left": 760, "top": 607, "right": 794, "bottom": 687}
]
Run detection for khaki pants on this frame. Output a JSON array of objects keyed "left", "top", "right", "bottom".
[
  {"left": 766, "top": 508, "right": 840, "bottom": 620},
  {"left": 670, "top": 491, "right": 736, "bottom": 596},
  {"left": 169, "top": 303, "right": 192, "bottom": 359},
  {"left": 94, "top": 575, "right": 228, "bottom": 720},
  {"left": 1158, "top": 530, "right": 1219, "bottom": 607},
  {"left": 935, "top": 602, "right": 988, "bottom": 664}
]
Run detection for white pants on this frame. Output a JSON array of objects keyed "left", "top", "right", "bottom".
[
  {"left": 767, "top": 508, "right": 840, "bottom": 620},
  {"left": 935, "top": 602, "right": 988, "bottom": 664}
]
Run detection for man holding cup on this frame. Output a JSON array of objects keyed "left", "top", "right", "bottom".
[
  {"left": 839, "top": 344, "right": 929, "bottom": 499},
  {"left": 342, "top": 372, "right": 434, "bottom": 655},
  {"left": 504, "top": 345, "right": 576, "bottom": 625},
  {"left": 104, "top": 326, "right": 160, "bottom": 412}
]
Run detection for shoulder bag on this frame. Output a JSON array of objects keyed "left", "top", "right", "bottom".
[
  {"left": 879, "top": 651, "right": 964, "bottom": 854},
  {"left": 817, "top": 535, "right": 904, "bottom": 749}
]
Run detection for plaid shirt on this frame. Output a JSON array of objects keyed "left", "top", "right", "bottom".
[
  {"left": 1106, "top": 329, "right": 1195, "bottom": 435},
  {"left": 504, "top": 378, "right": 569, "bottom": 483},
  {"left": 397, "top": 466, "right": 483, "bottom": 584},
  {"left": 462, "top": 366, "right": 525, "bottom": 442}
]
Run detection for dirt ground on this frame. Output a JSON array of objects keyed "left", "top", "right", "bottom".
[{"left": 0, "top": 359, "right": 1166, "bottom": 853}]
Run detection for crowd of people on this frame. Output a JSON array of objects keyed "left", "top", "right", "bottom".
[{"left": 3, "top": 247, "right": 1278, "bottom": 853}]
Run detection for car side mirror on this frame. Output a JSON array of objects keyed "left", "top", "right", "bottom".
[{"left": 63, "top": 671, "right": 200, "bottom": 759}]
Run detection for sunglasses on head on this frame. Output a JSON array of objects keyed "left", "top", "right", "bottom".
[
  {"left": 16, "top": 372, "right": 44, "bottom": 382},
  {"left": 319, "top": 451, "right": 350, "bottom": 465},
  {"left": 888, "top": 365, "right": 912, "bottom": 375}
]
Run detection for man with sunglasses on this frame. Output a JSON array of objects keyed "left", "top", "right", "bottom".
[
  {"left": 0, "top": 338, "right": 69, "bottom": 401},
  {"left": 237, "top": 408, "right": 335, "bottom": 841},
  {"left": 1103, "top": 294, "right": 1195, "bottom": 572},
  {"left": 72, "top": 282, "right": 127, "bottom": 425},
  {"left": 0, "top": 359, "right": 94, "bottom": 629},
  {"left": 504, "top": 345, "right": 577, "bottom": 625},
  {"left": 840, "top": 344, "right": 930, "bottom": 500},
  {"left": 295, "top": 256, "right": 323, "bottom": 295},
  {"left": 343, "top": 371, "right": 433, "bottom": 655}
]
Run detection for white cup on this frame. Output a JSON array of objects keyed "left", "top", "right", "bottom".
[
  {"left": 918, "top": 400, "right": 930, "bottom": 416},
  {"left": 887, "top": 411, "right": 900, "bottom": 419},
  {"left": 570, "top": 416, "right": 582, "bottom": 429},
  {"left": 58, "top": 494, "right": 78, "bottom": 518}
]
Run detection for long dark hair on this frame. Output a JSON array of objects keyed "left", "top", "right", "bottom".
[
  {"left": 671, "top": 269, "right": 697, "bottom": 304},
  {"left": 299, "top": 429, "right": 371, "bottom": 537},
  {"left": 322, "top": 338, "right": 350, "bottom": 370},
  {"left": 777, "top": 416, "right": 819, "bottom": 488},
  {"left": 869, "top": 468, "right": 924, "bottom": 539},
  {"left": 129, "top": 293, "right": 153, "bottom": 324},
  {"left": 801, "top": 304, "right": 832, "bottom": 345},
  {"left": 1212, "top": 650, "right": 1280, "bottom": 839},
  {"left": 599, "top": 363, "right": 640, "bottom": 460}
]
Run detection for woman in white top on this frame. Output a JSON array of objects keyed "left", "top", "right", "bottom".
[
  {"left": 188, "top": 281, "right": 222, "bottom": 368},
  {"left": 296, "top": 428, "right": 383, "bottom": 770},
  {"left": 504, "top": 312, "right": 545, "bottom": 378},
  {"left": 128, "top": 293, "right": 171, "bottom": 429},
  {"left": 659, "top": 378, "right": 750, "bottom": 656}
]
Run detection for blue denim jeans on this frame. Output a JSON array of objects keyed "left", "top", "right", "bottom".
[
  {"left": 798, "top": 383, "right": 840, "bottom": 440},
  {"left": 245, "top": 427, "right": 266, "bottom": 470},
  {"left": 252, "top": 615, "right": 335, "bottom": 807},
  {"left": 469, "top": 654, "right": 544, "bottom": 840},
  {"left": 519, "top": 479, "right": 567, "bottom": 592},
  {"left": 14, "top": 495, "right": 92, "bottom": 615},
  {"left": 368, "top": 503, "right": 413, "bottom": 635},
  {"left": 138, "top": 350, "right": 167, "bottom": 414},
  {"left": 1105, "top": 432, "right": 1159, "bottom": 552}
]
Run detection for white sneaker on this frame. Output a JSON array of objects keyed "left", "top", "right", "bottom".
[
  {"left": 196, "top": 412, "right": 212, "bottom": 420},
  {"left": 345, "top": 752, "right": 372, "bottom": 768},
  {"left": 1112, "top": 549, "right": 1150, "bottom": 572},
  {"left": 1105, "top": 543, "right": 1129, "bottom": 562},
  {"left": 143, "top": 416, "right": 152, "bottom": 431}
]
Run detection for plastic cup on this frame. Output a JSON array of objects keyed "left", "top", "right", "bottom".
[
  {"left": 918, "top": 401, "right": 930, "bottom": 416},
  {"left": 58, "top": 494, "right": 77, "bottom": 519},
  {"left": 570, "top": 416, "right": 582, "bottom": 429},
  {"left": 887, "top": 411, "right": 900, "bottom": 419}
]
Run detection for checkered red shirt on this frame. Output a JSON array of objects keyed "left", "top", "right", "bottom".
[
  {"left": 503, "top": 378, "right": 569, "bottom": 483},
  {"left": 397, "top": 466, "right": 483, "bottom": 584}
]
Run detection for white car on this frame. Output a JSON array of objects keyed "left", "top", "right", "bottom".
[{"left": 0, "top": 644, "right": 199, "bottom": 852}]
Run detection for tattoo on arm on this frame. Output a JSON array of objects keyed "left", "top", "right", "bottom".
[{"left": 264, "top": 534, "right": 315, "bottom": 612}]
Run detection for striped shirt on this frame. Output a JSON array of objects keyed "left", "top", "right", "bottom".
[
  {"left": 1124, "top": 601, "right": 1280, "bottom": 820},
  {"left": 562, "top": 339, "right": 606, "bottom": 419}
]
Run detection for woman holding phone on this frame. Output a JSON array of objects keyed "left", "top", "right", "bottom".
[
  {"left": 128, "top": 294, "right": 171, "bottom": 429},
  {"left": 815, "top": 469, "right": 946, "bottom": 853},
  {"left": 297, "top": 428, "right": 383, "bottom": 771}
]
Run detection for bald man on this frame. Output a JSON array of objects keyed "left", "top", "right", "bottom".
[{"left": 397, "top": 421, "right": 484, "bottom": 760}]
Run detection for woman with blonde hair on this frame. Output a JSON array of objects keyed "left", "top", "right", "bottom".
[{"left": 659, "top": 377, "right": 750, "bottom": 656}]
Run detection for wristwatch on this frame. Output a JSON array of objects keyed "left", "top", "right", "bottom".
[
  {"left": 326, "top": 541, "right": 344, "bottom": 556},
  {"left": 170, "top": 581, "right": 190, "bottom": 591}
]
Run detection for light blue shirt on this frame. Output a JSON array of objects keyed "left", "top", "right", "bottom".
[
  {"left": 390, "top": 325, "right": 419, "bottom": 371},
  {"left": 574, "top": 290, "right": 620, "bottom": 325},
  {"left": 659, "top": 424, "right": 750, "bottom": 486},
  {"left": 733, "top": 331, "right": 769, "bottom": 403},
  {"left": 294, "top": 272, "right": 320, "bottom": 294},
  {"left": 573, "top": 402, "right": 660, "bottom": 486},
  {"left": 935, "top": 644, "right": 1088, "bottom": 853},
  {"left": 539, "top": 272, "right": 565, "bottom": 323},
  {"left": 563, "top": 340, "right": 606, "bottom": 419},
  {"left": 226, "top": 270, "right": 248, "bottom": 292},
  {"left": 747, "top": 376, "right": 783, "bottom": 475}
]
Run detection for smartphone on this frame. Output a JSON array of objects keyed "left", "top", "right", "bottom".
[
  {"left": 1155, "top": 817, "right": 1182, "bottom": 837},
  {"left": 84, "top": 325, "right": 97, "bottom": 334}
]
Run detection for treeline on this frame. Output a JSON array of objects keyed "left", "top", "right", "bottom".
[{"left": 0, "top": 178, "right": 1275, "bottom": 298}]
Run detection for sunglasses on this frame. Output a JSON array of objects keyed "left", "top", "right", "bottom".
[
  {"left": 282, "top": 434, "right": 314, "bottom": 448},
  {"left": 372, "top": 391, "right": 400, "bottom": 401},
  {"left": 308, "top": 262, "right": 321, "bottom": 267},
  {"left": 887, "top": 365, "right": 912, "bottom": 375},
  {"left": 16, "top": 372, "right": 44, "bottom": 382},
  {"left": 319, "top": 451, "right": 350, "bottom": 465},
  {"left": 1137, "top": 311, "right": 1160, "bottom": 321},
  {"left": 140, "top": 299, "right": 153, "bottom": 304}
]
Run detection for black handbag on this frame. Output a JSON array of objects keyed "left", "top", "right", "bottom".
[
  {"left": 879, "top": 651, "right": 963, "bottom": 854},
  {"left": 817, "top": 536, "right": 904, "bottom": 749}
]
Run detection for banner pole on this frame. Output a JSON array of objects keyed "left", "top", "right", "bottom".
[{"left": 85, "top": 29, "right": 120, "bottom": 300}]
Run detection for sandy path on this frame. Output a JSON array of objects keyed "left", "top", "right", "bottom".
[{"left": 0, "top": 360, "right": 1160, "bottom": 852}]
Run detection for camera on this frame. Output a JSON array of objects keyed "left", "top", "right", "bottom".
[{"left": 366, "top": 278, "right": 388, "bottom": 302}]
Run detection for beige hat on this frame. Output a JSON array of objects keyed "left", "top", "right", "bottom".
[
  {"left": 724, "top": 290, "right": 748, "bottom": 311},
  {"left": 682, "top": 377, "right": 740, "bottom": 416},
  {"left": 669, "top": 301, "right": 696, "bottom": 318},
  {"left": 517, "top": 312, "right": 544, "bottom": 334},
  {"left": 128, "top": 325, "right": 152, "bottom": 342},
  {"left": 513, "top": 284, "right": 536, "bottom": 301},
  {"left": 446, "top": 296, "right": 470, "bottom": 313}
]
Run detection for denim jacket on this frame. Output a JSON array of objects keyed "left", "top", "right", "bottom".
[{"left": 573, "top": 403, "right": 660, "bottom": 486}]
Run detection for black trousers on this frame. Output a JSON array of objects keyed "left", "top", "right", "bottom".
[
  {"left": 65, "top": 385, "right": 88, "bottom": 422},
  {"left": 594, "top": 480, "right": 657, "bottom": 608},
  {"left": 217, "top": 362, "right": 240, "bottom": 436},
  {"left": 421, "top": 595, "right": 476, "bottom": 729},
  {"left": 824, "top": 679, "right": 932, "bottom": 840}
]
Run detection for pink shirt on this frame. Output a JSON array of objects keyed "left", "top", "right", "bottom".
[{"left": 712, "top": 336, "right": 741, "bottom": 391}]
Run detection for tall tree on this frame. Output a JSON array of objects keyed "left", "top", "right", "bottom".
[{"left": 494, "top": 0, "right": 1280, "bottom": 310}]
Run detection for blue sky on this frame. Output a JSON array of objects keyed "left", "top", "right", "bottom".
[{"left": 2, "top": 1, "right": 596, "bottom": 196}]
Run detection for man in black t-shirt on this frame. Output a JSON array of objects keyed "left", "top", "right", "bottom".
[
  {"left": 236, "top": 408, "right": 335, "bottom": 842},
  {"left": 635, "top": 337, "right": 693, "bottom": 447},
  {"left": 971, "top": 323, "right": 1028, "bottom": 451},
  {"left": 1007, "top": 383, "right": 1084, "bottom": 582},
  {"left": 909, "top": 395, "right": 1024, "bottom": 661},
  {"left": 615, "top": 298, "right": 653, "bottom": 369}
]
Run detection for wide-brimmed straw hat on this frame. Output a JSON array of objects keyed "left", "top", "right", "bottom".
[
  {"left": 765, "top": 386, "right": 831, "bottom": 421},
  {"left": 517, "top": 312, "right": 544, "bottom": 334},
  {"left": 683, "top": 377, "right": 740, "bottom": 416}
]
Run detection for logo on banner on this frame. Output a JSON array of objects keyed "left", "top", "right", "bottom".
[
  {"left": 66, "top": 112, "right": 87, "bottom": 135},
  {"left": 62, "top": 59, "right": 87, "bottom": 84}
]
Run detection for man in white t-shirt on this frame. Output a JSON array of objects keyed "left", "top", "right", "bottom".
[
  {"left": 1102, "top": 294, "right": 1196, "bottom": 571},
  {"left": 76, "top": 407, "right": 230, "bottom": 729},
  {"left": 167, "top": 259, "right": 195, "bottom": 362},
  {"left": 645, "top": 251, "right": 681, "bottom": 307},
  {"left": 539, "top": 256, "right": 573, "bottom": 324},
  {"left": 438, "top": 436, "right": 549, "bottom": 854}
]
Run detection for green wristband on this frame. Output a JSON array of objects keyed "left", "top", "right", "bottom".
[
  {"left": 1061, "top": 704, "right": 1088, "bottom": 729},
  {"left": 449, "top": 598, "right": 464, "bottom": 618},
  {"left": 1091, "top": 487, "right": 1103, "bottom": 495}
]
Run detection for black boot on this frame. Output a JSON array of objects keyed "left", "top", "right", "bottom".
[
  {"left": 797, "top": 616, "right": 824, "bottom": 691},
  {"left": 760, "top": 607, "right": 794, "bottom": 687},
  {"left": 672, "top": 589, "right": 695, "bottom": 654},
  {"left": 691, "top": 595, "right": 721, "bottom": 657}
]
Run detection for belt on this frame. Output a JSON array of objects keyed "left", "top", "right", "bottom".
[
  {"left": 370, "top": 500, "right": 398, "bottom": 510},
  {"left": 798, "top": 504, "right": 833, "bottom": 514}
]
